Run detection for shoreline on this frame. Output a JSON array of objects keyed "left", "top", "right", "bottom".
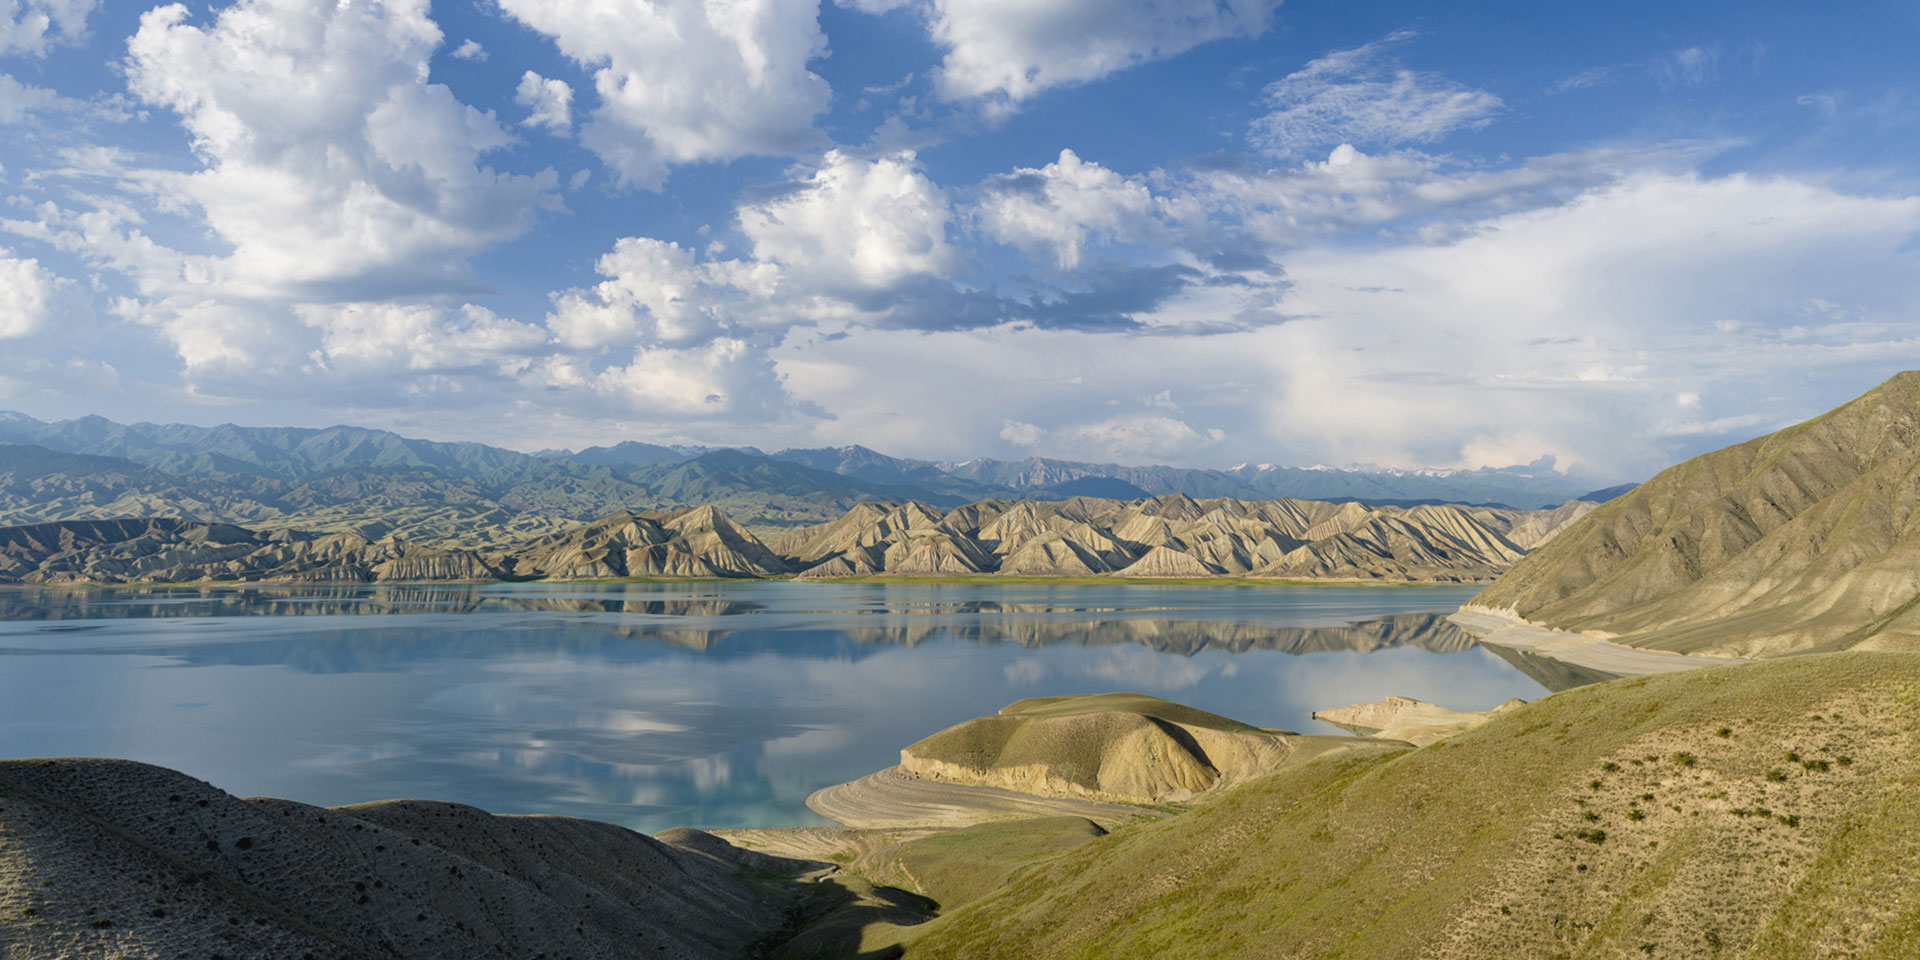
[{"left": 1450, "top": 606, "right": 1749, "bottom": 681}]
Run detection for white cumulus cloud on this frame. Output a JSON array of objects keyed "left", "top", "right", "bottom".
[
  {"left": 546, "top": 237, "right": 778, "bottom": 349},
  {"left": 738, "top": 150, "right": 956, "bottom": 290},
  {"left": 1068, "top": 414, "right": 1225, "bottom": 460},
  {"left": 1, "top": 0, "right": 97, "bottom": 56},
  {"left": 977, "top": 149, "right": 1159, "bottom": 269},
  {"left": 450, "top": 38, "right": 485, "bottom": 61},
  {"left": 516, "top": 71, "right": 573, "bottom": 134},
  {"left": 123, "top": 0, "right": 559, "bottom": 301},
  {"left": 0, "top": 247, "right": 62, "bottom": 337},
  {"left": 999, "top": 419, "right": 1044, "bottom": 446},
  {"left": 296, "top": 302, "right": 547, "bottom": 375},
  {"left": 498, "top": 0, "right": 830, "bottom": 188}
]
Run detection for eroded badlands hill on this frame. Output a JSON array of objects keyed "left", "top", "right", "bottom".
[
  {"left": 0, "top": 518, "right": 498, "bottom": 585},
  {"left": 0, "top": 493, "right": 1593, "bottom": 584},
  {"left": 1470, "top": 371, "right": 1920, "bottom": 657},
  {"left": 776, "top": 493, "right": 1594, "bottom": 581}
]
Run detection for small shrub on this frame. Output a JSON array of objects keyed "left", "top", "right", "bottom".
[
  {"left": 1766, "top": 769, "right": 1788, "bottom": 782},
  {"left": 1574, "top": 828, "right": 1608, "bottom": 845},
  {"left": 1639, "top": 793, "right": 1655, "bottom": 802},
  {"left": 1602, "top": 761, "right": 1621, "bottom": 772},
  {"left": 1589, "top": 779, "right": 1604, "bottom": 790},
  {"left": 1673, "top": 751, "right": 1697, "bottom": 767},
  {"left": 1801, "top": 758, "right": 1830, "bottom": 772},
  {"left": 1783, "top": 750, "right": 1801, "bottom": 763},
  {"left": 1837, "top": 755, "right": 1854, "bottom": 766},
  {"left": 151, "top": 907, "right": 166, "bottom": 918},
  {"left": 1714, "top": 727, "right": 1732, "bottom": 738},
  {"left": 1777, "top": 813, "right": 1801, "bottom": 828},
  {"left": 91, "top": 918, "right": 111, "bottom": 929},
  {"left": 1583, "top": 811, "right": 1601, "bottom": 822},
  {"left": 1626, "top": 808, "right": 1646, "bottom": 821}
]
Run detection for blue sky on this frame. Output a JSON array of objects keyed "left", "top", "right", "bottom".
[{"left": 0, "top": 0, "right": 1916, "bottom": 482}]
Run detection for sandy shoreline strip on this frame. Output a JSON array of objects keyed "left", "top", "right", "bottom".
[
  {"left": 1450, "top": 607, "right": 1749, "bottom": 677},
  {"left": 805, "top": 766, "right": 1165, "bottom": 831}
]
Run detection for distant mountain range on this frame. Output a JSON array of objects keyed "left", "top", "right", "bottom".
[{"left": 0, "top": 411, "right": 1618, "bottom": 545}]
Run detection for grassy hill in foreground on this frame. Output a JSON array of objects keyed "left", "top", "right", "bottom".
[
  {"left": 1469, "top": 371, "right": 1920, "bottom": 658},
  {"left": 884, "top": 652, "right": 1920, "bottom": 959}
]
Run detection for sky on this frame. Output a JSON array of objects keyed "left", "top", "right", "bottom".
[{"left": 0, "top": 0, "right": 1916, "bottom": 481}]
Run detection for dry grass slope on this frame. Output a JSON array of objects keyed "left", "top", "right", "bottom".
[{"left": 893, "top": 652, "right": 1920, "bottom": 959}]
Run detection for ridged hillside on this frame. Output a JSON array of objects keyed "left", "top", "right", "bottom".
[
  {"left": 501, "top": 505, "right": 792, "bottom": 580},
  {"left": 780, "top": 494, "right": 1590, "bottom": 581},
  {"left": 0, "top": 492, "right": 1590, "bottom": 584},
  {"left": 1470, "top": 371, "right": 1920, "bottom": 657},
  {"left": 0, "top": 519, "right": 498, "bottom": 585}
]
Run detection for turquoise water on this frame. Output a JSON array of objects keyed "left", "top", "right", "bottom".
[{"left": 0, "top": 581, "right": 1542, "bottom": 831}]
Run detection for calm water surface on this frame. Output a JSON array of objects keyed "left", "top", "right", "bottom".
[{"left": 0, "top": 582, "right": 1544, "bottom": 831}]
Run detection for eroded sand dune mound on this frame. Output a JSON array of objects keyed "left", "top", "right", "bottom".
[
  {"left": 897, "top": 693, "right": 1350, "bottom": 804},
  {"left": 0, "top": 759, "right": 783, "bottom": 959}
]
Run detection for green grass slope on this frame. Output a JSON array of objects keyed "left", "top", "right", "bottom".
[
  {"left": 893, "top": 653, "right": 1920, "bottom": 959},
  {"left": 1470, "top": 371, "right": 1920, "bottom": 657}
]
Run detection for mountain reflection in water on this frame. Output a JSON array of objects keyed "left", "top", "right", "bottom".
[{"left": 0, "top": 581, "right": 1548, "bottom": 830}]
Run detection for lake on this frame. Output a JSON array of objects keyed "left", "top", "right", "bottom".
[{"left": 0, "top": 581, "right": 1547, "bottom": 832}]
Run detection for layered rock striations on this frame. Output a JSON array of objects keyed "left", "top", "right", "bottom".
[
  {"left": 500, "top": 505, "right": 791, "bottom": 580},
  {"left": 781, "top": 493, "right": 1591, "bottom": 582},
  {"left": 0, "top": 492, "right": 1592, "bottom": 585},
  {"left": 0, "top": 518, "right": 499, "bottom": 585}
]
